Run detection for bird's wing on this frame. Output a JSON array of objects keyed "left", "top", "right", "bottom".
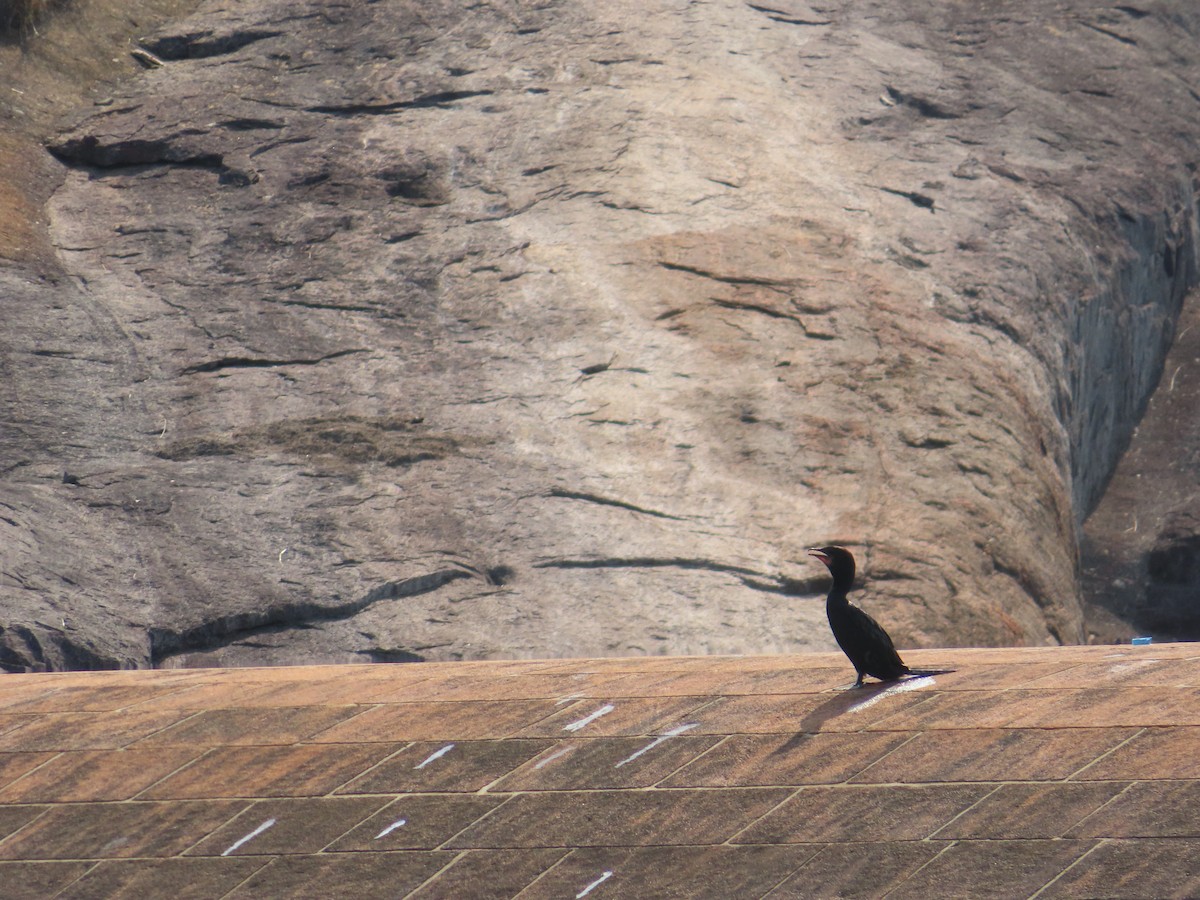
[
  {"left": 848, "top": 604, "right": 896, "bottom": 650},
  {"left": 848, "top": 604, "right": 907, "bottom": 674}
]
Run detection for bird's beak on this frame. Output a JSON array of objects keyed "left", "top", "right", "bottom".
[{"left": 807, "top": 548, "right": 829, "bottom": 564}]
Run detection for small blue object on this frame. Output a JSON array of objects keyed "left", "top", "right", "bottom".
[{"left": 1132, "top": 636, "right": 1153, "bottom": 646}]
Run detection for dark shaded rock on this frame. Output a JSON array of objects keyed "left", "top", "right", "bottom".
[
  {"left": 48, "top": 133, "right": 222, "bottom": 169},
  {"left": 138, "top": 27, "right": 282, "bottom": 60},
  {"left": 0, "top": 624, "right": 125, "bottom": 673},
  {"left": 1147, "top": 521, "right": 1200, "bottom": 587},
  {"left": 1081, "top": 287, "right": 1200, "bottom": 641},
  {"left": 3, "top": 0, "right": 1200, "bottom": 668}
]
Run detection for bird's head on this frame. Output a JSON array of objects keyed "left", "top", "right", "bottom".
[{"left": 807, "top": 545, "right": 856, "bottom": 586}]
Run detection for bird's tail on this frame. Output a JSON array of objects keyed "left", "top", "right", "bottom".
[{"left": 904, "top": 667, "right": 955, "bottom": 678}]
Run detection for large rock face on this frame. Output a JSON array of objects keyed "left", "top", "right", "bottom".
[{"left": 3, "top": 0, "right": 1200, "bottom": 669}]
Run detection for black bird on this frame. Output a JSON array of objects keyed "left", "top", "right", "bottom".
[{"left": 808, "top": 546, "right": 953, "bottom": 687}]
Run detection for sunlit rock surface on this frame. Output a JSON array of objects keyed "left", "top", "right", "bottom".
[{"left": 3, "top": 0, "right": 1200, "bottom": 669}]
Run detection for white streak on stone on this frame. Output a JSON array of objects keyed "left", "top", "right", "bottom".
[
  {"left": 374, "top": 817, "right": 407, "bottom": 840},
  {"left": 847, "top": 676, "right": 935, "bottom": 713},
  {"left": 576, "top": 870, "right": 614, "bottom": 898},
  {"left": 563, "top": 704, "right": 614, "bottom": 732},
  {"left": 556, "top": 693, "right": 584, "bottom": 706},
  {"left": 415, "top": 743, "right": 455, "bottom": 769},
  {"left": 100, "top": 836, "right": 130, "bottom": 854},
  {"left": 222, "top": 818, "right": 276, "bottom": 856},
  {"left": 614, "top": 723, "right": 698, "bottom": 768},
  {"left": 1106, "top": 659, "right": 1159, "bottom": 681},
  {"left": 535, "top": 745, "right": 575, "bottom": 769}
]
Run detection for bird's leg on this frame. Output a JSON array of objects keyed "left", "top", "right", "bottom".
[{"left": 853, "top": 671, "right": 865, "bottom": 688}]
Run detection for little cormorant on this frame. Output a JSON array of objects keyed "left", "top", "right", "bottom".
[{"left": 809, "top": 545, "right": 953, "bottom": 687}]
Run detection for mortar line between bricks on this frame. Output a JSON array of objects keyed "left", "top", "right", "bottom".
[
  {"left": 8, "top": 778, "right": 1153, "bottom": 806},
  {"left": 1058, "top": 780, "right": 1140, "bottom": 837},
  {"left": 113, "top": 684, "right": 203, "bottom": 713},
  {"left": 835, "top": 729, "right": 924, "bottom": 783},
  {"left": 671, "top": 695, "right": 727, "bottom": 719},
  {"left": 44, "top": 859, "right": 102, "bottom": 898},
  {"left": 3, "top": 790, "right": 505, "bottom": 807},
  {"left": 474, "top": 739, "right": 561, "bottom": 794},
  {"left": 297, "top": 702, "right": 389, "bottom": 742},
  {"left": 0, "top": 749, "right": 64, "bottom": 798},
  {"left": 816, "top": 722, "right": 1191, "bottom": 731},
  {"left": 720, "top": 785, "right": 805, "bottom": 845},
  {"left": 315, "top": 795, "right": 402, "bottom": 853},
  {"left": 880, "top": 839, "right": 959, "bottom": 900},
  {"left": 176, "top": 799, "right": 256, "bottom": 857},
  {"left": 215, "top": 856, "right": 278, "bottom": 900},
  {"left": 524, "top": 696, "right": 609, "bottom": 734},
  {"left": 432, "top": 791, "right": 521, "bottom": 851},
  {"left": 399, "top": 848, "right": 469, "bottom": 900},
  {"left": 510, "top": 847, "right": 577, "bottom": 899},
  {"left": 649, "top": 732, "right": 735, "bottom": 789},
  {"left": 613, "top": 694, "right": 730, "bottom": 745},
  {"left": 751, "top": 845, "right": 821, "bottom": 899},
  {"left": 321, "top": 740, "right": 416, "bottom": 795},
  {"left": 128, "top": 743, "right": 220, "bottom": 801},
  {"left": 925, "top": 782, "right": 1005, "bottom": 840},
  {"left": 0, "top": 837, "right": 1119, "bottom": 867},
  {"left": 18, "top": 777, "right": 1161, "bottom": 806},
  {"left": 121, "top": 706, "right": 213, "bottom": 748},
  {"left": 1026, "top": 838, "right": 1105, "bottom": 899},
  {"left": 1064, "top": 726, "right": 1147, "bottom": 780},
  {"left": 241, "top": 683, "right": 1200, "bottom": 701}
]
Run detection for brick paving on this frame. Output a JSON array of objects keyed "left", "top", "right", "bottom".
[{"left": 0, "top": 643, "right": 1196, "bottom": 897}]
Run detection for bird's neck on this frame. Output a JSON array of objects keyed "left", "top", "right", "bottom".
[{"left": 826, "top": 587, "right": 851, "bottom": 610}]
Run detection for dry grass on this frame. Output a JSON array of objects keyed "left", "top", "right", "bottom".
[
  {"left": 0, "top": 0, "right": 65, "bottom": 36},
  {"left": 0, "top": 133, "right": 49, "bottom": 262}
]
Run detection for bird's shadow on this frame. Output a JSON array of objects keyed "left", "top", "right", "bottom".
[{"left": 771, "top": 681, "right": 894, "bottom": 756}]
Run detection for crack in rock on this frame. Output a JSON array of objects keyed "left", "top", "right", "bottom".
[
  {"left": 179, "top": 348, "right": 366, "bottom": 375},
  {"left": 747, "top": 4, "right": 831, "bottom": 26},
  {"left": 659, "top": 260, "right": 789, "bottom": 287},
  {"left": 883, "top": 85, "right": 964, "bottom": 120},
  {"left": 548, "top": 488, "right": 686, "bottom": 520},
  {"left": 48, "top": 135, "right": 223, "bottom": 169},
  {"left": 139, "top": 29, "right": 284, "bottom": 60},
  {"left": 148, "top": 568, "right": 474, "bottom": 664},
  {"left": 879, "top": 186, "right": 936, "bottom": 212},
  {"left": 534, "top": 555, "right": 766, "bottom": 575},
  {"left": 532, "top": 556, "right": 814, "bottom": 595},
  {"left": 1080, "top": 20, "right": 1138, "bottom": 45},
  {"left": 306, "top": 90, "right": 495, "bottom": 117},
  {"left": 46, "top": 134, "right": 257, "bottom": 187},
  {"left": 712, "top": 297, "right": 807, "bottom": 326}
]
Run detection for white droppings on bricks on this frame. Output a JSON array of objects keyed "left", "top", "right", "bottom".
[
  {"left": 374, "top": 817, "right": 407, "bottom": 840},
  {"left": 846, "top": 676, "right": 937, "bottom": 713},
  {"left": 415, "top": 744, "right": 455, "bottom": 769},
  {"left": 222, "top": 818, "right": 276, "bottom": 856},
  {"left": 614, "top": 723, "right": 698, "bottom": 768},
  {"left": 577, "top": 870, "right": 614, "bottom": 898},
  {"left": 563, "top": 704, "right": 615, "bottom": 733},
  {"left": 535, "top": 745, "right": 575, "bottom": 769}
]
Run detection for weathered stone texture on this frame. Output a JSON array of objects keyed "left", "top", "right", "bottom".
[{"left": 2, "top": 1, "right": 1200, "bottom": 668}]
